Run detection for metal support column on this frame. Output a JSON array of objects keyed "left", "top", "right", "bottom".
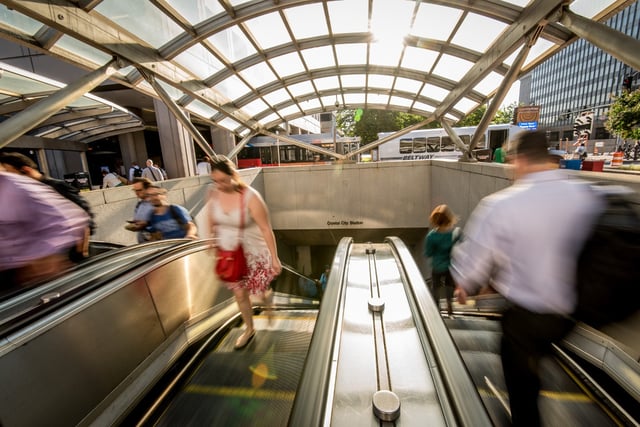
[
  {"left": 440, "top": 120, "right": 474, "bottom": 161},
  {"left": 0, "top": 60, "right": 118, "bottom": 149},
  {"left": 559, "top": 8, "right": 640, "bottom": 72},
  {"left": 467, "top": 35, "right": 534, "bottom": 155},
  {"left": 139, "top": 69, "right": 217, "bottom": 160}
]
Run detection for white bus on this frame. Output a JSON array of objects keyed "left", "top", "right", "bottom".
[{"left": 376, "top": 124, "right": 523, "bottom": 162}]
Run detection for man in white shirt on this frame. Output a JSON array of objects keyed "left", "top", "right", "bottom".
[
  {"left": 451, "top": 130, "right": 603, "bottom": 426},
  {"left": 142, "top": 159, "right": 165, "bottom": 182},
  {"left": 196, "top": 156, "right": 211, "bottom": 176}
]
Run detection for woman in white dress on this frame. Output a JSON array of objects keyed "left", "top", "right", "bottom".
[{"left": 207, "top": 155, "right": 282, "bottom": 349}]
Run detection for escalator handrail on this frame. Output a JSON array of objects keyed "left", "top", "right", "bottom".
[
  {"left": 386, "top": 236, "right": 493, "bottom": 427},
  {"left": 0, "top": 239, "right": 201, "bottom": 338},
  {"left": 288, "top": 236, "right": 352, "bottom": 427},
  {"left": 280, "top": 262, "right": 316, "bottom": 284}
]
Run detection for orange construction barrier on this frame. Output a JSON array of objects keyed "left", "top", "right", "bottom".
[{"left": 611, "top": 151, "right": 624, "bottom": 167}]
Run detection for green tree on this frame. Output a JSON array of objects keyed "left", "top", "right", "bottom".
[
  {"left": 455, "top": 102, "right": 517, "bottom": 126},
  {"left": 493, "top": 102, "right": 517, "bottom": 124},
  {"left": 606, "top": 89, "right": 640, "bottom": 140},
  {"left": 456, "top": 105, "right": 486, "bottom": 126}
]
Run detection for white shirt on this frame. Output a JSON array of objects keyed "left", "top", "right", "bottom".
[
  {"left": 102, "top": 172, "right": 122, "bottom": 188},
  {"left": 142, "top": 166, "right": 164, "bottom": 182},
  {"left": 197, "top": 161, "right": 211, "bottom": 176},
  {"left": 451, "top": 169, "right": 604, "bottom": 314}
]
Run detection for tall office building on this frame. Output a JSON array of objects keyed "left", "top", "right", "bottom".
[{"left": 519, "top": 2, "right": 639, "bottom": 149}]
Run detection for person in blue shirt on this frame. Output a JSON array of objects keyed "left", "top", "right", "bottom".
[
  {"left": 144, "top": 185, "right": 198, "bottom": 240},
  {"left": 424, "top": 204, "right": 460, "bottom": 317}
]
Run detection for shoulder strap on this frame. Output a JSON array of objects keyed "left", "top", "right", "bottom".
[{"left": 169, "top": 204, "right": 185, "bottom": 225}]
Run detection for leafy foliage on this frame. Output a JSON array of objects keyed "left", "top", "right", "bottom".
[
  {"left": 336, "top": 102, "right": 518, "bottom": 144},
  {"left": 606, "top": 89, "right": 640, "bottom": 140}
]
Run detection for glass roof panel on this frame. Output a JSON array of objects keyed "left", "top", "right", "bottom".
[
  {"left": 213, "top": 75, "right": 251, "bottom": 100},
  {"left": 367, "top": 93, "right": 389, "bottom": 105},
  {"left": 344, "top": 93, "right": 366, "bottom": 105},
  {"left": 0, "top": 67, "right": 58, "bottom": 95},
  {"left": 244, "top": 12, "right": 291, "bottom": 50},
  {"left": 454, "top": 98, "right": 478, "bottom": 113},
  {"left": 262, "top": 112, "right": 280, "bottom": 125},
  {"left": 389, "top": 96, "right": 412, "bottom": 108},
  {"left": 285, "top": 4, "right": 329, "bottom": 39},
  {"left": 186, "top": 99, "right": 216, "bottom": 119},
  {"left": 394, "top": 77, "right": 423, "bottom": 94},
  {"left": 173, "top": 45, "right": 225, "bottom": 80},
  {"left": 340, "top": 74, "right": 367, "bottom": 88},
  {"left": 412, "top": 3, "right": 462, "bottom": 41},
  {"left": 269, "top": 53, "right": 306, "bottom": 78},
  {"left": 369, "top": 74, "right": 394, "bottom": 89},
  {"left": 313, "top": 76, "right": 340, "bottom": 91},
  {"left": 301, "top": 98, "right": 322, "bottom": 112},
  {"left": 155, "top": 79, "right": 185, "bottom": 100},
  {"left": 208, "top": 26, "right": 256, "bottom": 63},
  {"left": 369, "top": 42, "right": 403, "bottom": 67},
  {"left": 474, "top": 72, "right": 504, "bottom": 95},
  {"left": 239, "top": 62, "right": 278, "bottom": 89},
  {"left": 502, "top": 0, "right": 530, "bottom": 6},
  {"left": 432, "top": 54, "right": 474, "bottom": 81},
  {"left": 327, "top": 0, "right": 369, "bottom": 34},
  {"left": 95, "top": 0, "right": 182, "bottom": 48},
  {"left": 53, "top": 36, "right": 112, "bottom": 66},
  {"left": 279, "top": 104, "right": 302, "bottom": 117},
  {"left": 572, "top": 0, "right": 614, "bottom": 18},
  {"left": 301, "top": 46, "right": 336, "bottom": 70},
  {"left": 262, "top": 88, "right": 290, "bottom": 105},
  {"left": 167, "top": 0, "right": 224, "bottom": 25},
  {"left": 402, "top": 46, "right": 438, "bottom": 72},
  {"left": 218, "top": 117, "right": 241, "bottom": 131},
  {"left": 523, "top": 39, "right": 556, "bottom": 68},
  {"left": 287, "top": 81, "right": 315, "bottom": 97},
  {"left": 242, "top": 99, "right": 270, "bottom": 117},
  {"left": 0, "top": 5, "right": 44, "bottom": 35},
  {"left": 370, "top": 0, "right": 414, "bottom": 46},
  {"left": 413, "top": 101, "right": 435, "bottom": 114},
  {"left": 420, "top": 83, "right": 449, "bottom": 102},
  {"left": 335, "top": 43, "right": 367, "bottom": 65},
  {"left": 451, "top": 13, "right": 508, "bottom": 54}
]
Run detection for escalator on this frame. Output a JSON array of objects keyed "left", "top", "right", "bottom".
[{"left": 0, "top": 236, "right": 636, "bottom": 426}]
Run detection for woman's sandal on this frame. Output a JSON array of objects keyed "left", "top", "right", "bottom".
[{"left": 234, "top": 329, "right": 255, "bottom": 350}]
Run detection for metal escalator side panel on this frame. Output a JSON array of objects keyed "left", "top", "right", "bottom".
[
  {"left": 288, "top": 236, "right": 352, "bottom": 426},
  {"left": 386, "top": 236, "right": 493, "bottom": 427}
]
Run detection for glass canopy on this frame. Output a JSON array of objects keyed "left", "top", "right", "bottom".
[
  {"left": 0, "top": 62, "right": 143, "bottom": 142},
  {"left": 0, "top": 0, "right": 631, "bottom": 139}
]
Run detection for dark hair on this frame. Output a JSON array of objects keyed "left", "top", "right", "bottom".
[
  {"left": 132, "top": 177, "right": 153, "bottom": 189},
  {"left": 0, "top": 152, "right": 38, "bottom": 170},
  {"left": 210, "top": 155, "right": 246, "bottom": 188},
  {"left": 509, "top": 130, "right": 550, "bottom": 163}
]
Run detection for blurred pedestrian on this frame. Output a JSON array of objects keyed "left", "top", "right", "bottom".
[
  {"left": 124, "top": 177, "right": 155, "bottom": 243},
  {"left": 0, "top": 152, "right": 95, "bottom": 259},
  {"left": 450, "top": 130, "right": 604, "bottom": 426},
  {"left": 142, "top": 159, "right": 164, "bottom": 182},
  {"left": 197, "top": 156, "right": 212, "bottom": 176},
  {"left": 424, "top": 204, "right": 460, "bottom": 317},
  {"left": 143, "top": 185, "right": 197, "bottom": 241},
  {"left": 101, "top": 169, "right": 124, "bottom": 188},
  {"left": 0, "top": 170, "right": 89, "bottom": 288},
  {"left": 207, "top": 155, "right": 282, "bottom": 349}
]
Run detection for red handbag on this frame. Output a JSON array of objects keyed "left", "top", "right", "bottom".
[
  {"left": 215, "top": 189, "right": 248, "bottom": 282},
  {"left": 215, "top": 246, "right": 247, "bottom": 282}
]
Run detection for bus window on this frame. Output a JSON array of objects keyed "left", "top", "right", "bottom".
[
  {"left": 441, "top": 136, "right": 455, "bottom": 152},
  {"left": 399, "top": 138, "right": 413, "bottom": 154},
  {"left": 413, "top": 137, "right": 426, "bottom": 153},
  {"left": 427, "top": 137, "right": 440, "bottom": 152}
]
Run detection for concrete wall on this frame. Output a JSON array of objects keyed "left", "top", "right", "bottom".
[{"left": 86, "top": 160, "right": 640, "bottom": 247}]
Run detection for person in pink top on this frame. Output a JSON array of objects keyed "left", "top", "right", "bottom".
[{"left": 0, "top": 170, "right": 89, "bottom": 288}]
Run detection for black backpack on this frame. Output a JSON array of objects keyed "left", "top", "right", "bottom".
[
  {"left": 132, "top": 166, "right": 143, "bottom": 178},
  {"left": 573, "top": 185, "right": 640, "bottom": 327}
]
